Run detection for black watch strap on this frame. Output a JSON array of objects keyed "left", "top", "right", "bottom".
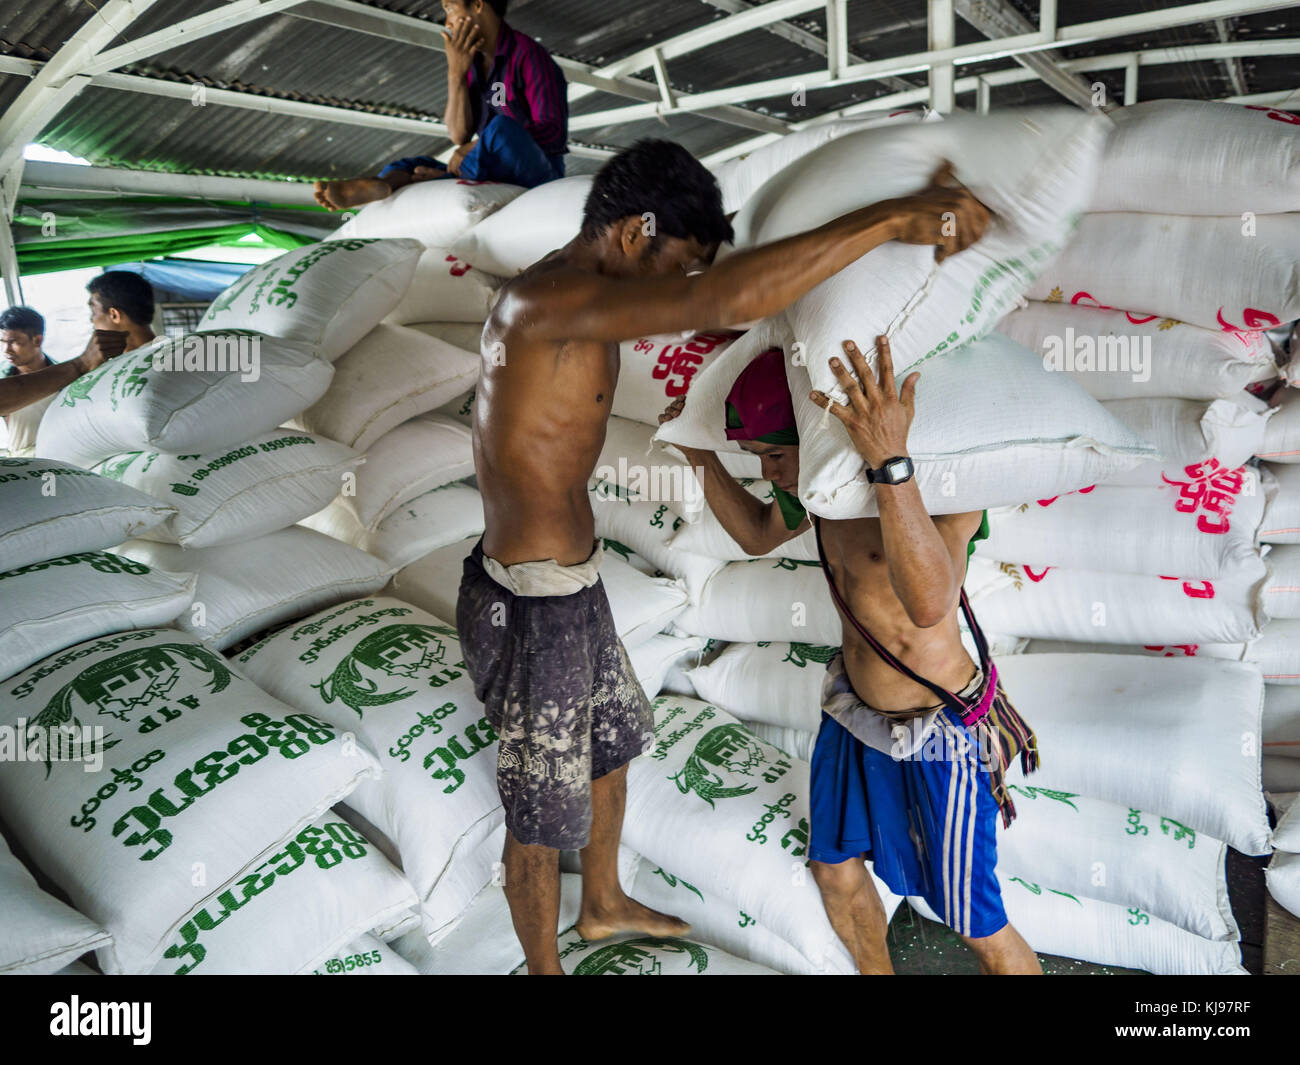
[{"left": 865, "top": 456, "right": 914, "bottom": 485}]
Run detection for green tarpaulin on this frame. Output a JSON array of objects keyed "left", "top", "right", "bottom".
[{"left": 11, "top": 196, "right": 336, "bottom": 275}]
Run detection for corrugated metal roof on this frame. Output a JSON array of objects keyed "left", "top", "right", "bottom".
[{"left": 2, "top": 0, "right": 1296, "bottom": 184}]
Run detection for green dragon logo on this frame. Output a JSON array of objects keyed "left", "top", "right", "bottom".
[
  {"left": 572, "top": 937, "right": 710, "bottom": 975},
  {"left": 650, "top": 867, "right": 704, "bottom": 903},
  {"left": 313, "top": 624, "right": 454, "bottom": 717},
  {"left": 670, "top": 723, "right": 768, "bottom": 807},
  {"left": 782, "top": 643, "right": 840, "bottom": 668},
  {"left": 28, "top": 643, "right": 234, "bottom": 776}
]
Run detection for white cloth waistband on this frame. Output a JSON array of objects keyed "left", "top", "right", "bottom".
[
  {"left": 821, "top": 652, "right": 984, "bottom": 758},
  {"left": 481, "top": 539, "right": 604, "bottom": 597}
]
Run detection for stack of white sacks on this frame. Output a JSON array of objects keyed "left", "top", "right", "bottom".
[
  {"left": 644, "top": 100, "right": 1300, "bottom": 974},
  {"left": 4, "top": 100, "right": 1297, "bottom": 975}
]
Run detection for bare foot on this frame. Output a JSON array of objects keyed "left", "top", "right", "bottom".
[
  {"left": 411, "top": 165, "right": 449, "bottom": 183},
  {"left": 313, "top": 177, "right": 392, "bottom": 211},
  {"left": 575, "top": 894, "right": 691, "bottom": 942}
]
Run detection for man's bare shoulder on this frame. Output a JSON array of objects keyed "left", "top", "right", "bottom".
[{"left": 491, "top": 254, "right": 599, "bottom": 332}]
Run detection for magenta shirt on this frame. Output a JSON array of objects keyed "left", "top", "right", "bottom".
[{"left": 466, "top": 21, "right": 568, "bottom": 159}]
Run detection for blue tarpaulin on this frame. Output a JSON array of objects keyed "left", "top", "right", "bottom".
[{"left": 112, "top": 259, "right": 253, "bottom": 302}]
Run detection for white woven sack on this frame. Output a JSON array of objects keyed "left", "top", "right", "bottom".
[
  {"left": 0, "top": 551, "right": 195, "bottom": 683},
  {"left": 909, "top": 877, "right": 1244, "bottom": 975},
  {"left": 998, "top": 298, "right": 1279, "bottom": 400},
  {"left": 92, "top": 431, "right": 359, "bottom": 548},
  {"left": 117, "top": 528, "right": 392, "bottom": 651},
  {"left": 979, "top": 471, "right": 1266, "bottom": 578},
  {"left": 612, "top": 329, "right": 741, "bottom": 426},
  {"left": 233, "top": 597, "right": 506, "bottom": 938},
  {"left": 1089, "top": 100, "right": 1300, "bottom": 215},
  {"left": 36, "top": 335, "right": 333, "bottom": 468},
  {"left": 973, "top": 557, "right": 1267, "bottom": 646},
  {"left": 0, "top": 457, "right": 173, "bottom": 570},
  {"left": 331, "top": 179, "right": 523, "bottom": 251},
  {"left": 291, "top": 323, "right": 478, "bottom": 452},
  {"left": 341, "top": 413, "right": 474, "bottom": 531},
  {"left": 1262, "top": 462, "right": 1300, "bottom": 543},
  {"left": 301, "top": 482, "right": 484, "bottom": 570},
  {"left": 147, "top": 816, "right": 418, "bottom": 975},
  {"left": 200, "top": 238, "right": 424, "bottom": 360},
  {"left": 0, "top": 628, "right": 381, "bottom": 973},
  {"left": 0, "top": 834, "right": 111, "bottom": 975},
  {"left": 1260, "top": 386, "right": 1300, "bottom": 464},
  {"left": 382, "top": 248, "right": 501, "bottom": 325},
  {"left": 995, "top": 653, "right": 1270, "bottom": 855},
  {"left": 1027, "top": 212, "right": 1300, "bottom": 332},
  {"left": 447, "top": 175, "right": 589, "bottom": 275}
]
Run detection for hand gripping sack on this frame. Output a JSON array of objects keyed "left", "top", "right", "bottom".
[
  {"left": 0, "top": 628, "right": 381, "bottom": 973},
  {"left": 734, "top": 108, "right": 1108, "bottom": 387},
  {"left": 200, "top": 238, "right": 424, "bottom": 361}
]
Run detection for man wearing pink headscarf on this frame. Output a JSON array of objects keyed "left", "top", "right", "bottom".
[{"left": 662, "top": 331, "right": 1041, "bottom": 976}]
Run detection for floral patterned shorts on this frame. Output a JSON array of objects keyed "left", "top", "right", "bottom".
[{"left": 456, "top": 540, "right": 654, "bottom": 849}]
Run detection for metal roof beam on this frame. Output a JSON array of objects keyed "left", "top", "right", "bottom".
[
  {"left": 701, "top": 34, "right": 1300, "bottom": 162},
  {"left": 84, "top": 0, "right": 311, "bottom": 77},
  {"left": 16, "top": 159, "right": 319, "bottom": 203},
  {"left": 596, "top": 0, "right": 827, "bottom": 79},
  {"left": 955, "top": 0, "right": 1095, "bottom": 110},
  {"left": 929, "top": 0, "right": 956, "bottom": 112},
  {"left": 586, "top": 0, "right": 1298, "bottom": 119},
  {"left": 1213, "top": 18, "right": 1249, "bottom": 98},
  {"left": 296, "top": 0, "right": 789, "bottom": 137},
  {"left": 0, "top": 0, "right": 161, "bottom": 201}
]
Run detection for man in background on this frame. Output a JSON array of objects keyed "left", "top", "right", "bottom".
[
  {"left": 87, "top": 271, "right": 156, "bottom": 353},
  {"left": 315, "top": 0, "right": 568, "bottom": 210},
  {"left": 1, "top": 306, "right": 56, "bottom": 455},
  {"left": 1, "top": 303, "right": 125, "bottom": 447}
]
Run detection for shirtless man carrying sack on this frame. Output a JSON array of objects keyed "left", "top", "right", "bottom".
[
  {"left": 659, "top": 332, "right": 1042, "bottom": 975},
  {"left": 457, "top": 137, "right": 991, "bottom": 974}
]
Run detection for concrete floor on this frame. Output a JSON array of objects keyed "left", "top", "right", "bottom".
[{"left": 886, "top": 848, "right": 1270, "bottom": 975}]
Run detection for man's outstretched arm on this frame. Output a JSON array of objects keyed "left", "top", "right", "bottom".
[
  {"left": 512, "top": 163, "right": 989, "bottom": 345},
  {"left": 0, "top": 331, "right": 125, "bottom": 417},
  {"left": 811, "top": 334, "right": 981, "bottom": 628}
]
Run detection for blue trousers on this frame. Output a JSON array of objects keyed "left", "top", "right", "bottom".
[
  {"left": 379, "top": 114, "right": 565, "bottom": 189},
  {"left": 808, "top": 709, "right": 1010, "bottom": 940}
]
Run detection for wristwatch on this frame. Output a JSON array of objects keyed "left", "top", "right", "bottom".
[{"left": 864, "top": 455, "right": 914, "bottom": 485}]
